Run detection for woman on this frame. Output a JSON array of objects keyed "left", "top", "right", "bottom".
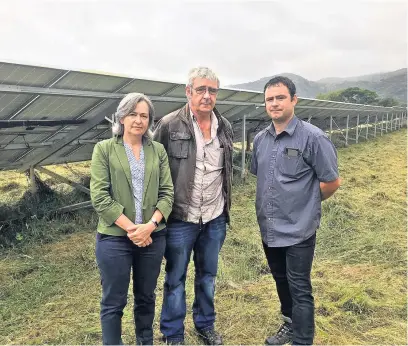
[{"left": 90, "top": 93, "right": 174, "bottom": 345}]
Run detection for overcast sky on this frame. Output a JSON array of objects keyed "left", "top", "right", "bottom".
[{"left": 0, "top": 0, "right": 406, "bottom": 86}]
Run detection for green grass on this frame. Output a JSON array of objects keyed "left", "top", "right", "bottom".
[{"left": 0, "top": 130, "right": 406, "bottom": 344}]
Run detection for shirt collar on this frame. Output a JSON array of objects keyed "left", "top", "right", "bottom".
[
  {"left": 190, "top": 110, "right": 219, "bottom": 139},
  {"left": 267, "top": 115, "right": 298, "bottom": 137}
]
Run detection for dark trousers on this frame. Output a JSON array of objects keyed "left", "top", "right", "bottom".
[
  {"left": 160, "top": 213, "right": 227, "bottom": 342},
  {"left": 95, "top": 231, "right": 166, "bottom": 345},
  {"left": 263, "top": 233, "right": 316, "bottom": 345}
]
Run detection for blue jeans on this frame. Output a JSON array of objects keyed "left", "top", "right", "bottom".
[
  {"left": 160, "top": 214, "right": 227, "bottom": 342},
  {"left": 95, "top": 231, "right": 166, "bottom": 345},
  {"left": 263, "top": 233, "right": 316, "bottom": 345}
]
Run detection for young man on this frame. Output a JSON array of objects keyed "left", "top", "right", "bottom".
[
  {"left": 251, "top": 76, "right": 340, "bottom": 345},
  {"left": 154, "top": 67, "right": 233, "bottom": 345}
]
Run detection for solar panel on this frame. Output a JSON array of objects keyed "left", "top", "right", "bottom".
[{"left": 0, "top": 61, "right": 406, "bottom": 171}]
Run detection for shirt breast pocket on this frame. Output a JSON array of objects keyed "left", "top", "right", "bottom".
[
  {"left": 168, "top": 131, "right": 190, "bottom": 159},
  {"left": 206, "top": 146, "right": 224, "bottom": 168},
  {"left": 278, "top": 153, "right": 304, "bottom": 178}
]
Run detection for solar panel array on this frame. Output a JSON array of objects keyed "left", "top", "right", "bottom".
[{"left": 0, "top": 61, "right": 406, "bottom": 171}]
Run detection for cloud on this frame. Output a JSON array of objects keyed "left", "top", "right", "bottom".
[{"left": 0, "top": 0, "right": 406, "bottom": 85}]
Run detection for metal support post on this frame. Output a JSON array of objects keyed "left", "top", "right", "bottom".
[
  {"left": 381, "top": 114, "right": 384, "bottom": 135},
  {"left": 386, "top": 113, "right": 389, "bottom": 132},
  {"left": 356, "top": 114, "right": 359, "bottom": 143},
  {"left": 241, "top": 114, "right": 246, "bottom": 179},
  {"left": 366, "top": 114, "right": 369, "bottom": 140},
  {"left": 29, "top": 166, "right": 38, "bottom": 195},
  {"left": 374, "top": 114, "right": 378, "bottom": 137},
  {"left": 345, "top": 114, "right": 349, "bottom": 145},
  {"left": 36, "top": 166, "right": 90, "bottom": 195},
  {"left": 329, "top": 115, "right": 333, "bottom": 140}
]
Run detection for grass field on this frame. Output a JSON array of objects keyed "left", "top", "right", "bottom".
[{"left": 0, "top": 129, "right": 406, "bottom": 345}]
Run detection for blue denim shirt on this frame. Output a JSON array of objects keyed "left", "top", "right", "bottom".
[{"left": 250, "top": 116, "right": 339, "bottom": 247}]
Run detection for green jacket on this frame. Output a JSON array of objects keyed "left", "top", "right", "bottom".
[{"left": 90, "top": 136, "right": 174, "bottom": 236}]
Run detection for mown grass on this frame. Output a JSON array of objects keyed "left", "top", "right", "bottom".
[{"left": 0, "top": 130, "right": 406, "bottom": 344}]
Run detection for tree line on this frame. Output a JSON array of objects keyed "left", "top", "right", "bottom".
[{"left": 316, "top": 87, "right": 407, "bottom": 108}]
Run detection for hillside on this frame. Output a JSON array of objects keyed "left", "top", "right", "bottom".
[
  {"left": 230, "top": 68, "right": 407, "bottom": 102},
  {"left": 230, "top": 73, "right": 325, "bottom": 98}
]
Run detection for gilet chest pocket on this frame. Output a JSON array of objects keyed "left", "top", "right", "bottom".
[
  {"left": 169, "top": 131, "right": 190, "bottom": 158},
  {"left": 278, "top": 154, "right": 302, "bottom": 177}
]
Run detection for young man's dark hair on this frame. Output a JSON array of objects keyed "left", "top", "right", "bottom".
[{"left": 264, "top": 76, "right": 297, "bottom": 100}]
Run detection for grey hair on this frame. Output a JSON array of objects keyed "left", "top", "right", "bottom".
[
  {"left": 112, "top": 92, "right": 155, "bottom": 138},
  {"left": 187, "top": 67, "right": 220, "bottom": 88}
]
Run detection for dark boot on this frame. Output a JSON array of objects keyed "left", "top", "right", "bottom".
[
  {"left": 265, "top": 321, "right": 293, "bottom": 345},
  {"left": 136, "top": 337, "right": 153, "bottom": 345},
  {"left": 196, "top": 328, "right": 223, "bottom": 345},
  {"left": 161, "top": 336, "right": 185, "bottom": 345}
]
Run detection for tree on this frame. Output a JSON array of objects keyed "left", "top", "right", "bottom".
[
  {"left": 317, "top": 87, "right": 380, "bottom": 105},
  {"left": 377, "top": 97, "right": 400, "bottom": 107},
  {"left": 316, "top": 90, "right": 342, "bottom": 102}
]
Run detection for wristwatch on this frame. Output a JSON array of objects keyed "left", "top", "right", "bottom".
[{"left": 150, "top": 217, "right": 159, "bottom": 229}]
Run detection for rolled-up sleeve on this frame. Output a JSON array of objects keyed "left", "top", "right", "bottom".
[
  {"left": 155, "top": 144, "right": 174, "bottom": 222},
  {"left": 310, "top": 134, "right": 339, "bottom": 182},
  {"left": 90, "top": 143, "right": 124, "bottom": 225}
]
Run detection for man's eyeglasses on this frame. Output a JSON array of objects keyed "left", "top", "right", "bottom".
[{"left": 193, "top": 86, "right": 219, "bottom": 95}]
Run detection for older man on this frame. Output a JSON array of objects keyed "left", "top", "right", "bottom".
[{"left": 154, "top": 67, "right": 233, "bottom": 345}]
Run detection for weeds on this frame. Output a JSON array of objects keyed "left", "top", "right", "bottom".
[{"left": 0, "top": 131, "right": 406, "bottom": 344}]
